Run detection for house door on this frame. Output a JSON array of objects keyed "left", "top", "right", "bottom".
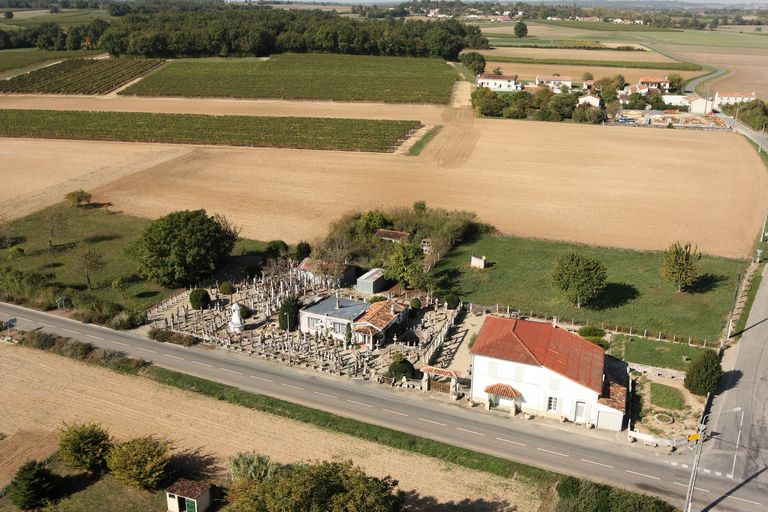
[
  {"left": 575, "top": 401, "right": 586, "bottom": 423},
  {"left": 184, "top": 498, "right": 197, "bottom": 512}
]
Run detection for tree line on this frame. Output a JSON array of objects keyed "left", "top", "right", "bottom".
[{"left": 0, "top": 17, "right": 108, "bottom": 50}]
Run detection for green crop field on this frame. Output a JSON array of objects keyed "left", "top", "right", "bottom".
[
  {"left": 485, "top": 55, "right": 703, "bottom": 71},
  {"left": 434, "top": 235, "right": 745, "bottom": 341},
  {"left": 611, "top": 335, "right": 710, "bottom": 370},
  {"left": 0, "top": 109, "right": 422, "bottom": 152},
  {"left": 537, "top": 20, "right": 680, "bottom": 32},
  {"left": 0, "top": 58, "right": 165, "bottom": 94},
  {"left": 0, "top": 8, "right": 112, "bottom": 29},
  {"left": 0, "top": 48, "right": 100, "bottom": 74},
  {"left": 121, "top": 53, "right": 458, "bottom": 104}
]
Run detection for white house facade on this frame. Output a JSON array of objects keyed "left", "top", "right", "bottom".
[
  {"left": 476, "top": 74, "right": 522, "bottom": 92},
  {"left": 299, "top": 295, "right": 369, "bottom": 342},
  {"left": 535, "top": 75, "right": 572, "bottom": 93},
  {"left": 638, "top": 76, "right": 671, "bottom": 91},
  {"left": 714, "top": 91, "right": 757, "bottom": 108},
  {"left": 469, "top": 316, "right": 625, "bottom": 431},
  {"left": 577, "top": 94, "right": 601, "bottom": 108}
]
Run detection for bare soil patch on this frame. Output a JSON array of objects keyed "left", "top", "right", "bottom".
[
  {"left": 0, "top": 344, "right": 542, "bottom": 511},
  {"left": 484, "top": 61, "right": 702, "bottom": 84},
  {"left": 480, "top": 46, "right": 674, "bottom": 63},
  {"left": 0, "top": 429, "right": 59, "bottom": 487}
]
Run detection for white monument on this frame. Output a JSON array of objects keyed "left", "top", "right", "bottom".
[{"left": 229, "top": 303, "right": 244, "bottom": 333}]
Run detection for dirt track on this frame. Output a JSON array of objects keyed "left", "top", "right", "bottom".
[{"left": 0, "top": 344, "right": 542, "bottom": 511}]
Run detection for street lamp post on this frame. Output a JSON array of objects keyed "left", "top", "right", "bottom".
[{"left": 684, "top": 406, "right": 742, "bottom": 512}]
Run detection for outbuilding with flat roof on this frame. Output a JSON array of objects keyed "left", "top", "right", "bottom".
[{"left": 356, "top": 268, "right": 390, "bottom": 295}]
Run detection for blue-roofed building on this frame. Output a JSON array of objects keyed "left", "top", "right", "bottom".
[{"left": 299, "top": 295, "right": 370, "bottom": 341}]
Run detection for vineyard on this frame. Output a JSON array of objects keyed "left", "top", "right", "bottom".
[
  {"left": 0, "top": 109, "right": 422, "bottom": 152},
  {"left": 0, "top": 58, "right": 166, "bottom": 95}
]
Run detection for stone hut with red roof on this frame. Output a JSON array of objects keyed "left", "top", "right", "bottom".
[{"left": 469, "top": 316, "right": 625, "bottom": 431}]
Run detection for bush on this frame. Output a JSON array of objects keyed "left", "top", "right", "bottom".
[
  {"left": 444, "top": 293, "right": 460, "bottom": 309},
  {"left": 578, "top": 326, "right": 606, "bottom": 338},
  {"left": 189, "top": 288, "right": 211, "bottom": 310},
  {"left": 684, "top": 350, "right": 721, "bottom": 396},
  {"left": 169, "top": 333, "right": 201, "bottom": 347},
  {"left": 265, "top": 240, "right": 289, "bottom": 258},
  {"left": 59, "top": 422, "right": 112, "bottom": 472},
  {"left": 65, "top": 189, "right": 92, "bottom": 207},
  {"left": 467, "top": 333, "right": 477, "bottom": 349},
  {"left": 388, "top": 353, "right": 415, "bottom": 380},
  {"left": 67, "top": 340, "right": 94, "bottom": 360},
  {"left": 148, "top": 327, "right": 172, "bottom": 343},
  {"left": 409, "top": 297, "right": 422, "bottom": 310},
  {"left": 7, "top": 460, "right": 55, "bottom": 510},
  {"left": 219, "top": 281, "right": 234, "bottom": 295},
  {"left": 238, "top": 304, "right": 252, "bottom": 320},
  {"left": 556, "top": 476, "right": 581, "bottom": 500},
  {"left": 369, "top": 295, "right": 386, "bottom": 303},
  {"left": 108, "top": 310, "right": 144, "bottom": 330},
  {"left": 107, "top": 436, "right": 173, "bottom": 490},
  {"left": 585, "top": 336, "right": 609, "bottom": 350},
  {"left": 22, "top": 331, "right": 57, "bottom": 350},
  {"left": 295, "top": 241, "right": 311, "bottom": 261},
  {"left": 460, "top": 51, "right": 486, "bottom": 75},
  {"left": 279, "top": 295, "right": 299, "bottom": 331},
  {"left": 229, "top": 452, "right": 283, "bottom": 483}
]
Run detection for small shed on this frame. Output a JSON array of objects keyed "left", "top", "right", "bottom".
[
  {"left": 356, "top": 268, "right": 389, "bottom": 295},
  {"left": 166, "top": 478, "right": 211, "bottom": 512}
]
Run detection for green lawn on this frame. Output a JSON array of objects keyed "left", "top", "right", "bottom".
[
  {"left": 613, "top": 335, "right": 710, "bottom": 370},
  {"left": 0, "top": 48, "right": 100, "bottom": 74},
  {"left": 649, "top": 382, "right": 686, "bottom": 410},
  {"left": 408, "top": 125, "right": 443, "bottom": 156},
  {"left": 121, "top": 53, "right": 458, "bottom": 104},
  {"left": 484, "top": 54, "right": 702, "bottom": 71},
  {"left": 434, "top": 235, "right": 745, "bottom": 341},
  {"left": 0, "top": 110, "right": 421, "bottom": 152}
]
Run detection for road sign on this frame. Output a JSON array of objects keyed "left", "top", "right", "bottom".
[{"left": 688, "top": 433, "right": 700, "bottom": 442}]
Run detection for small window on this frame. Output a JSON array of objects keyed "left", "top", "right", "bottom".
[
  {"left": 547, "top": 397, "right": 558, "bottom": 412},
  {"left": 333, "top": 322, "right": 345, "bottom": 334},
  {"left": 308, "top": 317, "right": 317, "bottom": 329},
  {"left": 168, "top": 494, "right": 175, "bottom": 499}
]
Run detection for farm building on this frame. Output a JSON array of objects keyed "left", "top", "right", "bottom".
[
  {"left": 535, "top": 75, "right": 572, "bottom": 93},
  {"left": 714, "top": 91, "right": 757, "bottom": 108},
  {"left": 352, "top": 299, "right": 408, "bottom": 349},
  {"left": 638, "top": 76, "right": 671, "bottom": 91},
  {"left": 476, "top": 74, "right": 522, "bottom": 92},
  {"left": 297, "top": 257, "right": 356, "bottom": 288},
  {"left": 376, "top": 228, "right": 411, "bottom": 244},
  {"left": 166, "top": 478, "right": 211, "bottom": 512},
  {"left": 356, "top": 267, "right": 390, "bottom": 295},
  {"left": 577, "top": 94, "right": 601, "bottom": 108},
  {"left": 686, "top": 94, "right": 713, "bottom": 115},
  {"left": 469, "top": 316, "right": 625, "bottom": 431},
  {"left": 299, "top": 294, "right": 370, "bottom": 342}
]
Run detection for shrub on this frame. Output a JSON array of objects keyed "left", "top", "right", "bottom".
[
  {"left": 551, "top": 252, "right": 607, "bottom": 308},
  {"left": 7, "top": 460, "right": 55, "bottom": 510},
  {"left": 22, "top": 331, "right": 57, "bottom": 350},
  {"left": 369, "top": 295, "right": 386, "bottom": 303},
  {"left": 409, "top": 297, "right": 421, "bottom": 310},
  {"left": 219, "top": 281, "right": 234, "bottom": 295},
  {"left": 229, "top": 451, "right": 283, "bottom": 483},
  {"left": 388, "top": 352, "right": 415, "bottom": 380},
  {"left": 295, "top": 241, "right": 311, "bottom": 261},
  {"left": 67, "top": 340, "right": 94, "bottom": 360},
  {"left": 684, "top": 350, "right": 721, "bottom": 396},
  {"left": 585, "top": 336, "right": 609, "bottom": 350},
  {"left": 65, "top": 189, "right": 92, "bottom": 207},
  {"left": 556, "top": 476, "right": 581, "bottom": 500},
  {"left": 460, "top": 52, "right": 486, "bottom": 75},
  {"left": 578, "top": 326, "right": 606, "bottom": 338},
  {"left": 279, "top": 295, "right": 299, "bottom": 331},
  {"left": 467, "top": 333, "right": 477, "bottom": 349},
  {"left": 105, "top": 356, "right": 149, "bottom": 375},
  {"left": 108, "top": 310, "right": 144, "bottom": 330},
  {"left": 238, "top": 304, "right": 252, "bottom": 320},
  {"left": 265, "top": 240, "right": 289, "bottom": 258},
  {"left": 148, "top": 327, "right": 172, "bottom": 343},
  {"left": 168, "top": 333, "right": 200, "bottom": 347},
  {"left": 444, "top": 293, "right": 460, "bottom": 309},
  {"left": 189, "top": 288, "right": 211, "bottom": 310},
  {"left": 59, "top": 422, "right": 112, "bottom": 472},
  {"left": 107, "top": 436, "right": 173, "bottom": 490}
]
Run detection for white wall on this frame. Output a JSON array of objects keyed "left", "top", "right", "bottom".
[{"left": 299, "top": 311, "right": 351, "bottom": 341}]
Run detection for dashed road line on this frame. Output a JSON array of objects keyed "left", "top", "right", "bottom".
[
  {"left": 164, "top": 354, "right": 184, "bottom": 360},
  {"left": 137, "top": 347, "right": 156, "bottom": 354},
  {"left": 62, "top": 328, "right": 79, "bottom": 334},
  {"left": 313, "top": 391, "right": 338, "bottom": 399},
  {"left": 673, "top": 482, "right": 709, "bottom": 493},
  {"left": 192, "top": 361, "right": 213, "bottom": 368},
  {"left": 221, "top": 368, "right": 242, "bottom": 375},
  {"left": 251, "top": 375, "right": 273, "bottom": 383},
  {"left": 41, "top": 323, "right": 55, "bottom": 328},
  {"left": 728, "top": 496, "right": 761, "bottom": 506},
  {"left": 456, "top": 427, "right": 484, "bottom": 436},
  {"left": 418, "top": 418, "right": 446, "bottom": 426},
  {"left": 281, "top": 383, "right": 304, "bottom": 391},
  {"left": 580, "top": 458, "right": 614, "bottom": 469},
  {"left": 382, "top": 408, "right": 408, "bottom": 417},
  {"left": 626, "top": 470, "right": 660, "bottom": 480},
  {"left": 495, "top": 437, "right": 526, "bottom": 446},
  {"left": 537, "top": 448, "right": 569, "bottom": 457},
  {"left": 347, "top": 399, "right": 374, "bottom": 408},
  {"left": 111, "top": 340, "right": 128, "bottom": 346},
  {"left": 86, "top": 334, "right": 104, "bottom": 340}
]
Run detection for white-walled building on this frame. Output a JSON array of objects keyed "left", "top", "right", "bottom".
[
  {"left": 166, "top": 479, "right": 211, "bottom": 512},
  {"left": 476, "top": 74, "right": 522, "bottom": 93},
  {"left": 577, "top": 94, "right": 601, "bottom": 108},
  {"left": 686, "top": 94, "right": 713, "bottom": 114},
  {"left": 535, "top": 75, "right": 572, "bottom": 92},
  {"left": 299, "top": 295, "right": 370, "bottom": 342},
  {"left": 297, "top": 257, "right": 356, "bottom": 288},
  {"left": 714, "top": 91, "right": 757, "bottom": 108},
  {"left": 470, "top": 316, "right": 625, "bottom": 431},
  {"left": 638, "top": 76, "right": 671, "bottom": 91}
]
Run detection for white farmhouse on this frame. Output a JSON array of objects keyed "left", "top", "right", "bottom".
[
  {"left": 577, "top": 94, "right": 601, "bottom": 108},
  {"left": 714, "top": 91, "right": 757, "bottom": 109},
  {"left": 638, "top": 76, "right": 671, "bottom": 91},
  {"left": 476, "top": 74, "right": 522, "bottom": 93},
  {"left": 470, "top": 316, "right": 626, "bottom": 431},
  {"left": 535, "top": 75, "right": 572, "bottom": 93}
]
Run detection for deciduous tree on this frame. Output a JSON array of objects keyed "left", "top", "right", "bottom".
[
  {"left": 106, "top": 436, "right": 172, "bottom": 490},
  {"left": 279, "top": 294, "right": 300, "bottom": 331},
  {"left": 514, "top": 21, "right": 528, "bottom": 38},
  {"left": 551, "top": 252, "right": 607, "bottom": 308},
  {"left": 384, "top": 242, "right": 423, "bottom": 289},
  {"left": 71, "top": 241, "right": 105, "bottom": 290},
  {"left": 59, "top": 421, "right": 112, "bottom": 472},
  {"left": 660, "top": 241, "right": 701, "bottom": 292},
  {"left": 684, "top": 350, "right": 721, "bottom": 395}
]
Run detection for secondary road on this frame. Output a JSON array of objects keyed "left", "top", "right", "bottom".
[
  {"left": 2, "top": 301, "right": 765, "bottom": 511},
  {"left": 715, "top": 111, "right": 768, "bottom": 149},
  {"left": 704, "top": 265, "right": 768, "bottom": 487}
]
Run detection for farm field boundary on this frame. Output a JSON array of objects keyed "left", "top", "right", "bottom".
[
  {"left": 0, "top": 109, "right": 422, "bottom": 152},
  {"left": 486, "top": 55, "right": 702, "bottom": 71}
]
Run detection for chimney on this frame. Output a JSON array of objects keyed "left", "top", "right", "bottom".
[{"left": 335, "top": 292, "right": 340, "bottom": 309}]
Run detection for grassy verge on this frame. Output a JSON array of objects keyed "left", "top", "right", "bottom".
[
  {"left": 535, "top": 20, "right": 680, "bottom": 32},
  {"left": 614, "top": 335, "right": 710, "bottom": 370},
  {"left": 434, "top": 234, "right": 745, "bottom": 341},
  {"left": 0, "top": 110, "right": 421, "bottom": 152},
  {"left": 649, "top": 382, "right": 686, "bottom": 410},
  {"left": 484, "top": 55, "right": 702, "bottom": 71},
  {"left": 121, "top": 53, "right": 458, "bottom": 104},
  {"left": 407, "top": 125, "right": 443, "bottom": 156},
  {"left": 731, "top": 264, "right": 764, "bottom": 339},
  {"left": 0, "top": 48, "right": 100, "bottom": 74}
]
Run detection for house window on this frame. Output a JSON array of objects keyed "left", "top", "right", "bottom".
[
  {"left": 547, "top": 397, "right": 558, "bottom": 412},
  {"left": 333, "top": 322, "right": 345, "bottom": 335},
  {"left": 308, "top": 317, "right": 318, "bottom": 330}
]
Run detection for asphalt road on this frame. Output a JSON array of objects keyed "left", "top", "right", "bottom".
[
  {"left": 705, "top": 265, "right": 768, "bottom": 487},
  {"left": 2, "top": 301, "right": 765, "bottom": 511}
]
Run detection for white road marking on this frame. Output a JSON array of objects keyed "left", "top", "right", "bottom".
[
  {"left": 347, "top": 399, "right": 374, "bottom": 408},
  {"left": 313, "top": 391, "right": 338, "bottom": 399},
  {"left": 192, "top": 361, "right": 213, "bottom": 368},
  {"left": 728, "top": 496, "right": 761, "bottom": 506},
  {"left": 625, "top": 470, "right": 660, "bottom": 480},
  {"left": 537, "top": 448, "right": 569, "bottom": 457},
  {"left": 703, "top": 468, "right": 711, "bottom": 474},
  {"left": 86, "top": 334, "right": 104, "bottom": 340},
  {"left": 580, "top": 458, "right": 614, "bottom": 469},
  {"left": 456, "top": 427, "right": 484, "bottom": 436},
  {"left": 251, "top": 375, "right": 273, "bottom": 383},
  {"left": 382, "top": 408, "right": 408, "bottom": 417},
  {"left": 418, "top": 418, "right": 446, "bottom": 426},
  {"left": 41, "top": 323, "right": 55, "bottom": 328},
  {"left": 495, "top": 437, "right": 526, "bottom": 446},
  {"left": 111, "top": 340, "right": 128, "bottom": 346},
  {"left": 137, "top": 347, "right": 156, "bottom": 354},
  {"left": 281, "top": 383, "right": 304, "bottom": 390},
  {"left": 682, "top": 464, "right": 689, "bottom": 469},
  {"left": 715, "top": 471, "right": 722, "bottom": 477},
  {"left": 220, "top": 368, "right": 242, "bottom": 375},
  {"left": 164, "top": 354, "right": 184, "bottom": 360},
  {"left": 62, "top": 328, "right": 79, "bottom": 334},
  {"left": 670, "top": 462, "right": 677, "bottom": 466},
  {"left": 673, "top": 482, "right": 709, "bottom": 493}
]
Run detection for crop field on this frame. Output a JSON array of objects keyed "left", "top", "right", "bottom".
[
  {"left": 0, "top": 58, "right": 165, "bottom": 94},
  {"left": 121, "top": 53, "right": 458, "bottom": 104},
  {"left": 0, "top": 8, "right": 112, "bottom": 28},
  {"left": 0, "top": 48, "right": 100, "bottom": 74},
  {"left": 477, "top": 47, "right": 675, "bottom": 63},
  {"left": 484, "top": 61, "right": 703, "bottom": 85},
  {"left": 536, "top": 20, "right": 680, "bottom": 32},
  {"left": 483, "top": 54, "right": 702, "bottom": 71},
  {"left": 0, "top": 109, "right": 421, "bottom": 152}
]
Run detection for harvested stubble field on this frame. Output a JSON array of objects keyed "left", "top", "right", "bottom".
[
  {"left": 483, "top": 61, "right": 702, "bottom": 84},
  {"left": 478, "top": 46, "right": 675, "bottom": 63},
  {"left": 0, "top": 344, "right": 543, "bottom": 511},
  {"left": 0, "top": 109, "right": 421, "bottom": 152},
  {"left": 483, "top": 54, "right": 702, "bottom": 71},
  {"left": 121, "top": 53, "right": 458, "bottom": 104},
  {"left": 0, "top": 58, "right": 165, "bottom": 95}
]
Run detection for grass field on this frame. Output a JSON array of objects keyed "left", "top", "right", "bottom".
[
  {"left": 649, "top": 382, "right": 686, "bottom": 410},
  {"left": 0, "top": 109, "right": 421, "bottom": 152},
  {"left": 536, "top": 20, "right": 680, "bottom": 32},
  {"left": 612, "top": 335, "right": 710, "bottom": 370},
  {"left": 484, "top": 54, "right": 702, "bottom": 71},
  {"left": 434, "top": 235, "right": 745, "bottom": 341},
  {"left": 0, "top": 48, "right": 100, "bottom": 73},
  {"left": 408, "top": 125, "right": 443, "bottom": 156},
  {"left": 121, "top": 53, "right": 458, "bottom": 104},
  {"left": 0, "top": 58, "right": 166, "bottom": 94},
  {"left": 0, "top": 8, "right": 112, "bottom": 29}
]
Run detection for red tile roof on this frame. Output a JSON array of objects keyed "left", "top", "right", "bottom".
[
  {"left": 471, "top": 316, "right": 604, "bottom": 393},
  {"left": 639, "top": 76, "right": 669, "bottom": 83},
  {"left": 166, "top": 478, "right": 209, "bottom": 499},
  {"left": 484, "top": 383, "right": 520, "bottom": 399},
  {"left": 354, "top": 300, "right": 405, "bottom": 331},
  {"left": 376, "top": 229, "right": 410, "bottom": 242},
  {"left": 537, "top": 75, "right": 572, "bottom": 82},
  {"left": 478, "top": 74, "right": 518, "bottom": 81},
  {"left": 598, "top": 379, "right": 627, "bottom": 412}
]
